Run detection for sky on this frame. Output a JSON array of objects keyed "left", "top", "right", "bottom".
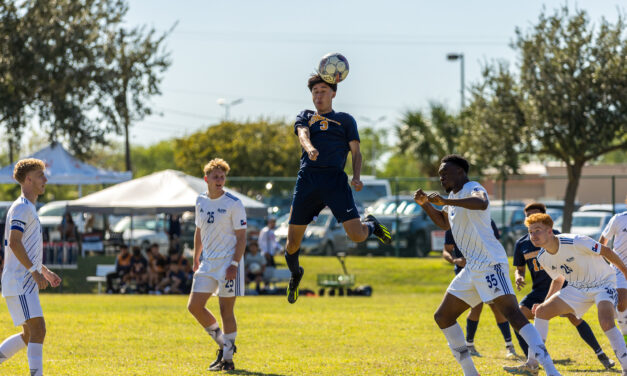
[{"left": 11, "top": 0, "right": 627, "bottom": 152}]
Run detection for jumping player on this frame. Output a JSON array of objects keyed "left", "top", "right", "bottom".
[
  {"left": 512, "top": 203, "right": 614, "bottom": 369},
  {"left": 599, "top": 196, "right": 627, "bottom": 341},
  {"left": 187, "top": 158, "right": 246, "bottom": 371},
  {"left": 284, "top": 74, "right": 391, "bottom": 304},
  {"left": 1, "top": 158, "right": 62, "bottom": 376},
  {"left": 414, "top": 154, "right": 561, "bottom": 376},
  {"left": 511, "top": 213, "right": 627, "bottom": 376}
]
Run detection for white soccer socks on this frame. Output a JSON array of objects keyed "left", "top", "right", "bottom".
[
  {"left": 205, "top": 323, "right": 225, "bottom": 348},
  {"left": 0, "top": 333, "right": 26, "bottom": 363},
  {"left": 223, "top": 332, "right": 237, "bottom": 361},
  {"left": 617, "top": 309, "right": 627, "bottom": 336},
  {"left": 519, "top": 323, "right": 560, "bottom": 375},
  {"left": 605, "top": 327, "right": 627, "bottom": 371},
  {"left": 442, "top": 323, "right": 479, "bottom": 376},
  {"left": 533, "top": 318, "right": 549, "bottom": 342},
  {"left": 27, "top": 343, "right": 43, "bottom": 376}
]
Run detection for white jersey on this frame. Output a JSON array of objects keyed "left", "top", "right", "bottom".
[
  {"left": 537, "top": 234, "right": 615, "bottom": 290},
  {"left": 601, "top": 211, "right": 627, "bottom": 264},
  {"left": 2, "top": 197, "right": 43, "bottom": 297},
  {"left": 445, "top": 181, "right": 507, "bottom": 270},
  {"left": 195, "top": 191, "right": 247, "bottom": 272}
]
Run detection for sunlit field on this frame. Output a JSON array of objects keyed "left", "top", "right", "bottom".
[{"left": 0, "top": 256, "right": 617, "bottom": 375}]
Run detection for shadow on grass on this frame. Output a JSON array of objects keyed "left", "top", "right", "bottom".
[
  {"left": 225, "top": 370, "right": 286, "bottom": 376},
  {"left": 568, "top": 369, "right": 619, "bottom": 374},
  {"left": 553, "top": 358, "right": 574, "bottom": 365}
]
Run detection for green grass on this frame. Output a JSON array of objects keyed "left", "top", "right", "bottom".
[{"left": 0, "top": 255, "right": 618, "bottom": 375}]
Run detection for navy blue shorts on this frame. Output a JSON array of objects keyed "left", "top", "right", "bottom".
[
  {"left": 289, "top": 167, "right": 359, "bottom": 225},
  {"left": 520, "top": 288, "right": 549, "bottom": 310}
]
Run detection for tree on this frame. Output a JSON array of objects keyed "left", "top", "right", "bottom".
[
  {"left": 461, "top": 62, "right": 531, "bottom": 178},
  {"left": 344, "top": 127, "right": 390, "bottom": 177},
  {"left": 465, "top": 6, "right": 627, "bottom": 232},
  {"left": 174, "top": 119, "right": 302, "bottom": 178},
  {"left": 396, "top": 103, "right": 460, "bottom": 177},
  {"left": 98, "top": 24, "right": 174, "bottom": 171}
]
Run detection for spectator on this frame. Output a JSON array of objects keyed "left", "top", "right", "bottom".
[
  {"left": 258, "top": 217, "right": 281, "bottom": 267},
  {"left": 157, "top": 250, "right": 188, "bottom": 294},
  {"left": 126, "top": 246, "right": 148, "bottom": 293},
  {"left": 106, "top": 244, "right": 132, "bottom": 293},
  {"left": 245, "top": 241, "right": 266, "bottom": 292},
  {"left": 147, "top": 243, "right": 167, "bottom": 290},
  {"left": 168, "top": 214, "right": 182, "bottom": 251},
  {"left": 58, "top": 212, "right": 77, "bottom": 242}
]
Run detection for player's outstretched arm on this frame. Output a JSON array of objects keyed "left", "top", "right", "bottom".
[
  {"left": 431, "top": 190, "right": 489, "bottom": 211},
  {"left": 297, "top": 126, "right": 318, "bottom": 161},
  {"left": 600, "top": 245, "right": 627, "bottom": 278},
  {"left": 414, "top": 189, "right": 450, "bottom": 230}
]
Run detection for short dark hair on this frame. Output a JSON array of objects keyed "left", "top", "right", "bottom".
[
  {"left": 524, "top": 202, "right": 547, "bottom": 214},
  {"left": 308, "top": 74, "right": 337, "bottom": 92},
  {"left": 441, "top": 154, "right": 469, "bottom": 174}
]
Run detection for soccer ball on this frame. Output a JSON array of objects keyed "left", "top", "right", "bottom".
[{"left": 317, "top": 53, "right": 349, "bottom": 84}]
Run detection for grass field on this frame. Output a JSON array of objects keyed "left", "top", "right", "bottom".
[{"left": 0, "top": 255, "right": 619, "bottom": 375}]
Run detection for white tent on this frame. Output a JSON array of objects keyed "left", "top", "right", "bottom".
[
  {"left": 66, "top": 169, "right": 267, "bottom": 217},
  {"left": 0, "top": 143, "right": 132, "bottom": 185}
]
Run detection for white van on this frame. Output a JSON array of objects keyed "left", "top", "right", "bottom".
[{"left": 352, "top": 176, "right": 391, "bottom": 209}]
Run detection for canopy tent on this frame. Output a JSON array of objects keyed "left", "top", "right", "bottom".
[
  {"left": 66, "top": 169, "right": 268, "bottom": 218},
  {"left": 0, "top": 143, "right": 132, "bottom": 185}
]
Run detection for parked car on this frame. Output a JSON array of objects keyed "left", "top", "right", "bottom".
[
  {"left": 107, "top": 215, "right": 170, "bottom": 254},
  {"left": 354, "top": 195, "right": 439, "bottom": 257},
  {"left": 274, "top": 208, "right": 354, "bottom": 255},
  {"left": 354, "top": 177, "right": 391, "bottom": 210},
  {"left": 579, "top": 203, "right": 627, "bottom": 214},
  {"left": 555, "top": 211, "right": 613, "bottom": 240}
]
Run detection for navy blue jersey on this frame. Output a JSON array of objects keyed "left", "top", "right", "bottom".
[
  {"left": 294, "top": 110, "right": 360, "bottom": 170},
  {"left": 512, "top": 230, "right": 561, "bottom": 290},
  {"left": 445, "top": 220, "right": 500, "bottom": 274}
]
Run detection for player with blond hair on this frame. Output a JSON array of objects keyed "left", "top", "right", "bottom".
[
  {"left": 1, "top": 158, "right": 62, "bottom": 376},
  {"left": 187, "top": 158, "right": 246, "bottom": 371},
  {"left": 511, "top": 213, "right": 627, "bottom": 375}
]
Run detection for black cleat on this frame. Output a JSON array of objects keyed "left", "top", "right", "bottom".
[
  {"left": 209, "top": 359, "right": 235, "bottom": 371},
  {"left": 597, "top": 352, "right": 615, "bottom": 369},
  {"left": 365, "top": 215, "right": 392, "bottom": 244},
  {"left": 209, "top": 349, "right": 223, "bottom": 369},
  {"left": 287, "top": 266, "right": 304, "bottom": 304}
]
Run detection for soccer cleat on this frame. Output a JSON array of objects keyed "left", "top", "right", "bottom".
[
  {"left": 503, "top": 363, "right": 539, "bottom": 376},
  {"left": 209, "top": 349, "right": 223, "bottom": 369},
  {"left": 506, "top": 344, "right": 522, "bottom": 360},
  {"left": 466, "top": 344, "right": 482, "bottom": 357},
  {"left": 365, "top": 215, "right": 392, "bottom": 244},
  {"left": 597, "top": 352, "right": 615, "bottom": 369},
  {"left": 209, "top": 359, "right": 235, "bottom": 371},
  {"left": 287, "top": 266, "right": 304, "bottom": 304}
]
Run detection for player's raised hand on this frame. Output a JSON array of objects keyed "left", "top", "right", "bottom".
[
  {"left": 413, "top": 189, "right": 428, "bottom": 205},
  {"left": 32, "top": 271, "right": 49, "bottom": 290},
  {"left": 351, "top": 178, "right": 363, "bottom": 192},
  {"left": 428, "top": 192, "right": 446, "bottom": 206},
  {"left": 307, "top": 148, "right": 319, "bottom": 161}
]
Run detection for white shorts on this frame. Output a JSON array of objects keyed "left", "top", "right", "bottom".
[
  {"left": 556, "top": 284, "right": 617, "bottom": 319},
  {"left": 192, "top": 260, "right": 245, "bottom": 297},
  {"left": 5, "top": 292, "right": 43, "bottom": 326},
  {"left": 615, "top": 266, "right": 627, "bottom": 290},
  {"left": 447, "top": 263, "right": 514, "bottom": 308}
]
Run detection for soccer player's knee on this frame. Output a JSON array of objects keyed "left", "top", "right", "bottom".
[
  {"left": 618, "top": 299, "right": 627, "bottom": 312},
  {"left": 433, "top": 310, "right": 450, "bottom": 327},
  {"left": 598, "top": 315, "right": 615, "bottom": 331},
  {"left": 187, "top": 300, "right": 201, "bottom": 315}
]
